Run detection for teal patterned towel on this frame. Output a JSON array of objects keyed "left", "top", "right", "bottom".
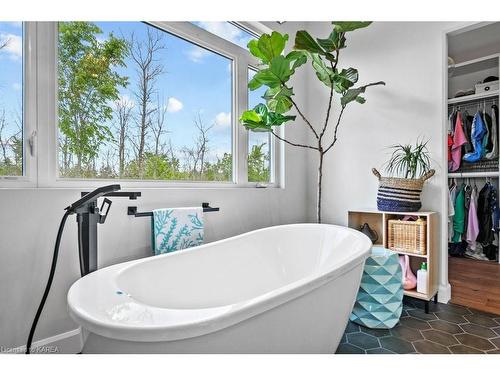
[{"left": 152, "top": 207, "right": 204, "bottom": 255}]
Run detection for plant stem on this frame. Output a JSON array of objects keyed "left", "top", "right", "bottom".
[
  {"left": 317, "top": 150, "right": 324, "bottom": 223},
  {"left": 320, "top": 84, "right": 334, "bottom": 140},
  {"left": 270, "top": 131, "right": 319, "bottom": 151},
  {"left": 324, "top": 105, "right": 346, "bottom": 154}
]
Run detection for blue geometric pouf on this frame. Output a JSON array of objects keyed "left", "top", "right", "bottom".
[{"left": 350, "top": 246, "right": 403, "bottom": 329}]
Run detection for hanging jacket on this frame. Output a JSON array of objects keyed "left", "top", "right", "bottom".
[
  {"left": 463, "top": 111, "right": 487, "bottom": 163},
  {"left": 490, "top": 184, "right": 500, "bottom": 232},
  {"left": 452, "top": 184, "right": 466, "bottom": 243},
  {"left": 477, "top": 183, "right": 494, "bottom": 246},
  {"left": 450, "top": 111, "right": 457, "bottom": 133},
  {"left": 466, "top": 186, "right": 479, "bottom": 249},
  {"left": 484, "top": 184, "right": 499, "bottom": 261},
  {"left": 462, "top": 184, "right": 472, "bottom": 241},
  {"left": 448, "top": 135, "right": 453, "bottom": 167},
  {"left": 485, "top": 105, "right": 498, "bottom": 159},
  {"left": 448, "top": 184, "right": 457, "bottom": 242},
  {"left": 462, "top": 111, "right": 474, "bottom": 154},
  {"left": 448, "top": 110, "right": 457, "bottom": 167},
  {"left": 450, "top": 112, "right": 467, "bottom": 171},
  {"left": 481, "top": 111, "right": 493, "bottom": 157}
]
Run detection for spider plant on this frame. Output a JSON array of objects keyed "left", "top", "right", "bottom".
[{"left": 385, "top": 139, "right": 431, "bottom": 179}]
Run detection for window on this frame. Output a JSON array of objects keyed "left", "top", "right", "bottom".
[
  {"left": 0, "top": 22, "right": 23, "bottom": 177},
  {"left": 57, "top": 22, "right": 233, "bottom": 181},
  {"left": 0, "top": 21, "right": 279, "bottom": 188},
  {"left": 248, "top": 68, "right": 272, "bottom": 182}
]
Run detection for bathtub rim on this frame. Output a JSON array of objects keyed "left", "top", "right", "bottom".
[{"left": 67, "top": 223, "right": 371, "bottom": 343}]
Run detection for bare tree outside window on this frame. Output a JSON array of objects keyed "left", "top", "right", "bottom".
[
  {"left": 113, "top": 98, "right": 134, "bottom": 178},
  {"left": 151, "top": 95, "right": 169, "bottom": 156},
  {"left": 181, "top": 113, "right": 214, "bottom": 179},
  {"left": 129, "top": 29, "right": 166, "bottom": 178}
]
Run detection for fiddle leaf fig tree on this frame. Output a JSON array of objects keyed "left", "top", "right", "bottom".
[{"left": 240, "top": 22, "right": 385, "bottom": 223}]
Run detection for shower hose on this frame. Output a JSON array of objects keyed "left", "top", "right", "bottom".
[{"left": 25, "top": 210, "right": 71, "bottom": 354}]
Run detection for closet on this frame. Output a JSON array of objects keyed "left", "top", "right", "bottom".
[{"left": 447, "top": 23, "right": 500, "bottom": 314}]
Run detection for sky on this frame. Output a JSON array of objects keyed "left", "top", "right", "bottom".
[
  {"left": 0, "top": 21, "right": 23, "bottom": 157},
  {"left": 0, "top": 21, "right": 269, "bottom": 171}
]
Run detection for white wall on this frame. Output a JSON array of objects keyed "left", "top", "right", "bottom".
[
  {"left": 0, "top": 22, "right": 310, "bottom": 350},
  {"left": 302, "top": 21, "right": 461, "bottom": 300}
]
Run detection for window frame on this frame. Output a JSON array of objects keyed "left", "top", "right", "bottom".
[
  {"left": 0, "top": 22, "right": 37, "bottom": 187},
  {"left": 3, "top": 21, "right": 283, "bottom": 189}
]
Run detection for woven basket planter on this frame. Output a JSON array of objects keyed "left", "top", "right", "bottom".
[{"left": 372, "top": 168, "right": 435, "bottom": 212}]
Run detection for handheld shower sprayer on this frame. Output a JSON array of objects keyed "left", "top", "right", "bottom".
[
  {"left": 65, "top": 184, "right": 121, "bottom": 213},
  {"left": 26, "top": 184, "right": 141, "bottom": 354}
]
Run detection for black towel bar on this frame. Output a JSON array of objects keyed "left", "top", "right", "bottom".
[{"left": 127, "top": 202, "right": 219, "bottom": 217}]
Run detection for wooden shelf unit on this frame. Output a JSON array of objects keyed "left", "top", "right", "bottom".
[{"left": 348, "top": 210, "right": 439, "bottom": 308}]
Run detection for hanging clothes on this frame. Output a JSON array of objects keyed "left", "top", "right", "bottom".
[
  {"left": 448, "top": 183, "right": 456, "bottom": 243},
  {"left": 450, "top": 112, "right": 467, "bottom": 171},
  {"left": 463, "top": 111, "right": 487, "bottom": 163},
  {"left": 492, "top": 182, "right": 500, "bottom": 233},
  {"left": 485, "top": 104, "right": 498, "bottom": 159},
  {"left": 481, "top": 110, "right": 493, "bottom": 157},
  {"left": 452, "top": 184, "right": 466, "bottom": 243},
  {"left": 462, "top": 183, "right": 472, "bottom": 241},
  {"left": 448, "top": 134, "right": 453, "bottom": 168},
  {"left": 477, "top": 182, "right": 494, "bottom": 246},
  {"left": 449, "top": 181, "right": 468, "bottom": 257},
  {"left": 448, "top": 110, "right": 457, "bottom": 133},
  {"left": 450, "top": 177, "right": 499, "bottom": 261},
  {"left": 466, "top": 185, "right": 479, "bottom": 249},
  {"left": 448, "top": 110, "right": 456, "bottom": 167},
  {"left": 486, "top": 182, "right": 496, "bottom": 229},
  {"left": 461, "top": 111, "right": 474, "bottom": 154},
  {"left": 484, "top": 184, "right": 500, "bottom": 261}
]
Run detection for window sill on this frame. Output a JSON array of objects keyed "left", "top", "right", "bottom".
[
  {"left": 0, "top": 177, "right": 281, "bottom": 190},
  {"left": 0, "top": 176, "right": 37, "bottom": 188},
  {"left": 26, "top": 178, "right": 281, "bottom": 190}
]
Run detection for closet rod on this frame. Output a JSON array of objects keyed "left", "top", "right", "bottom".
[
  {"left": 449, "top": 98, "right": 498, "bottom": 107},
  {"left": 448, "top": 171, "right": 500, "bottom": 178}
]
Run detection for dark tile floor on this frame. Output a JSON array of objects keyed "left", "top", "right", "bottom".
[{"left": 336, "top": 297, "right": 500, "bottom": 354}]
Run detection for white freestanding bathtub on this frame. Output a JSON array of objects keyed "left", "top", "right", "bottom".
[{"left": 67, "top": 223, "right": 371, "bottom": 353}]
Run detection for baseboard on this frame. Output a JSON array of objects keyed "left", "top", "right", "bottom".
[
  {"left": 6, "top": 328, "right": 84, "bottom": 354},
  {"left": 438, "top": 283, "right": 452, "bottom": 304}
]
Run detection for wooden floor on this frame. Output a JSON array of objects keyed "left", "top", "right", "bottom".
[{"left": 449, "top": 256, "right": 500, "bottom": 315}]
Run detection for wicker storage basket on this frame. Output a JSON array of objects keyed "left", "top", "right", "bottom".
[
  {"left": 387, "top": 219, "right": 427, "bottom": 255},
  {"left": 372, "top": 168, "right": 435, "bottom": 212}
]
